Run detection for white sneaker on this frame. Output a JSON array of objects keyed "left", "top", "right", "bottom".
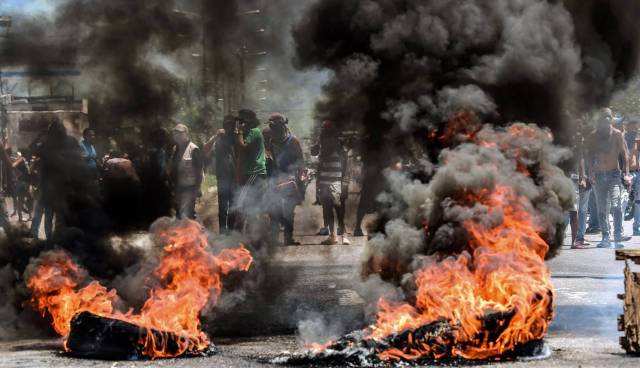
[{"left": 342, "top": 236, "right": 351, "bottom": 245}]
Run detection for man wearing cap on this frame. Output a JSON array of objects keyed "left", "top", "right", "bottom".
[
  {"left": 170, "top": 123, "right": 203, "bottom": 220},
  {"left": 587, "top": 108, "right": 631, "bottom": 248},
  {"left": 234, "top": 109, "right": 268, "bottom": 231},
  {"left": 268, "top": 113, "right": 305, "bottom": 245}
]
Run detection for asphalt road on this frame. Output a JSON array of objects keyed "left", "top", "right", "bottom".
[{"left": 1, "top": 221, "right": 639, "bottom": 367}]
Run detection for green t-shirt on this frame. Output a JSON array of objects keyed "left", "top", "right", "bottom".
[{"left": 243, "top": 127, "right": 267, "bottom": 176}]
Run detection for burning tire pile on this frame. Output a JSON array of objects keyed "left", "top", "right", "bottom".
[{"left": 26, "top": 220, "right": 252, "bottom": 359}]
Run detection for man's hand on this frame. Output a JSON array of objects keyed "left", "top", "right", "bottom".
[
  {"left": 579, "top": 177, "right": 588, "bottom": 191},
  {"left": 624, "top": 174, "right": 633, "bottom": 187}
]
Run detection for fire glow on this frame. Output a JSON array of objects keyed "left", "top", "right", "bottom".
[
  {"left": 26, "top": 220, "right": 253, "bottom": 358},
  {"left": 370, "top": 185, "right": 554, "bottom": 362}
]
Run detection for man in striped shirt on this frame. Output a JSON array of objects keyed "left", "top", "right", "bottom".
[{"left": 317, "top": 121, "right": 350, "bottom": 245}]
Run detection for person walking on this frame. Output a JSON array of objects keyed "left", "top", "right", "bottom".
[
  {"left": 170, "top": 123, "right": 203, "bottom": 220},
  {"left": 587, "top": 109, "right": 631, "bottom": 249},
  {"left": 269, "top": 113, "right": 305, "bottom": 245},
  {"left": 316, "top": 121, "right": 350, "bottom": 245},
  {"left": 203, "top": 116, "right": 238, "bottom": 234},
  {"left": 233, "top": 109, "right": 268, "bottom": 232}
]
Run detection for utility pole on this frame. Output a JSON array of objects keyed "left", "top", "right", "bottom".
[
  {"left": 0, "top": 16, "right": 12, "bottom": 96},
  {"left": 0, "top": 16, "right": 12, "bottom": 138}
]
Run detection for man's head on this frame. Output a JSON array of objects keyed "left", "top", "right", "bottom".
[
  {"left": 47, "top": 118, "right": 66, "bottom": 140},
  {"left": 262, "top": 126, "right": 272, "bottom": 145},
  {"left": 596, "top": 108, "right": 614, "bottom": 134},
  {"left": 172, "top": 123, "right": 190, "bottom": 145},
  {"left": 238, "top": 109, "right": 259, "bottom": 131},
  {"left": 268, "top": 113, "right": 288, "bottom": 142},
  {"left": 320, "top": 120, "right": 340, "bottom": 152},
  {"left": 83, "top": 128, "right": 96, "bottom": 144},
  {"left": 222, "top": 115, "right": 236, "bottom": 133}
]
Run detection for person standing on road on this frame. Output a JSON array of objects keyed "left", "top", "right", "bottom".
[
  {"left": 203, "top": 116, "right": 238, "bottom": 234},
  {"left": 316, "top": 121, "right": 350, "bottom": 245},
  {"left": 269, "top": 113, "right": 305, "bottom": 246},
  {"left": 233, "top": 109, "right": 268, "bottom": 232},
  {"left": 587, "top": 108, "right": 631, "bottom": 249},
  {"left": 170, "top": 123, "right": 203, "bottom": 220},
  {"left": 572, "top": 120, "right": 591, "bottom": 249},
  {"left": 627, "top": 119, "right": 640, "bottom": 236}
]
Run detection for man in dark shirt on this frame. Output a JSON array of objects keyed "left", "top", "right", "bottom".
[
  {"left": 204, "top": 116, "right": 237, "bottom": 233},
  {"left": 269, "top": 113, "right": 305, "bottom": 245}
]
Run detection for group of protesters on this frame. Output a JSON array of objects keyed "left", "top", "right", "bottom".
[
  {"left": 570, "top": 107, "right": 640, "bottom": 249},
  {"left": 183, "top": 109, "right": 355, "bottom": 245},
  {"left": 0, "top": 108, "right": 377, "bottom": 246}
]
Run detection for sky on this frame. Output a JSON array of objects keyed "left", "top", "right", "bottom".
[{"left": 0, "top": 0, "right": 54, "bottom": 15}]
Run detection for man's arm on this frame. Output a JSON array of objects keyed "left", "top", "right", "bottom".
[
  {"left": 192, "top": 147, "right": 204, "bottom": 191},
  {"left": 292, "top": 137, "right": 305, "bottom": 177},
  {"left": 236, "top": 130, "right": 249, "bottom": 149},
  {"left": 620, "top": 132, "right": 630, "bottom": 177}
]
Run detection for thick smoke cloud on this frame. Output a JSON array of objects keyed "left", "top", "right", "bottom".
[
  {"left": 292, "top": 0, "right": 640, "bottom": 333},
  {"left": 0, "top": 0, "right": 321, "bottom": 341},
  {"left": 293, "top": 0, "right": 640, "bottom": 145}
]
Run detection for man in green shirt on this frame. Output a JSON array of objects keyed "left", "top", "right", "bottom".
[{"left": 234, "top": 109, "right": 267, "bottom": 231}]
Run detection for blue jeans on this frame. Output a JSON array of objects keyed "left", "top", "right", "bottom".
[
  {"left": 594, "top": 170, "right": 623, "bottom": 242},
  {"left": 576, "top": 186, "right": 591, "bottom": 241},
  {"left": 175, "top": 186, "right": 197, "bottom": 220},
  {"left": 633, "top": 172, "right": 640, "bottom": 232}
]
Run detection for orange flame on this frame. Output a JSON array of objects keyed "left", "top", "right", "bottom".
[
  {"left": 368, "top": 185, "right": 554, "bottom": 361},
  {"left": 27, "top": 220, "right": 253, "bottom": 358}
]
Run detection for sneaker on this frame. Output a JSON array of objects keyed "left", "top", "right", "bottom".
[
  {"left": 285, "top": 238, "right": 301, "bottom": 246},
  {"left": 354, "top": 228, "right": 365, "bottom": 237},
  {"left": 615, "top": 242, "right": 625, "bottom": 249},
  {"left": 618, "top": 236, "right": 633, "bottom": 242},
  {"left": 585, "top": 227, "right": 601, "bottom": 235},
  {"left": 321, "top": 236, "right": 337, "bottom": 245},
  {"left": 596, "top": 240, "right": 612, "bottom": 248},
  {"left": 571, "top": 240, "right": 589, "bottom": 249},
  {"left": 316, "top": 227, "right": 329, "bottom": 236},
  {"left": 342, "top": 236, "right": 351, "bottom": 245}
]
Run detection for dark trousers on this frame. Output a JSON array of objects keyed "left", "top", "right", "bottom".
[
  {"left": 218, "top": 185, "right": 235, "bottom": 233},
  {"left": 587, "top": 189, "right": 600, "bottom": 229},
  {"left": 31, "top": 200, "right": 55, "bottom": 240}
]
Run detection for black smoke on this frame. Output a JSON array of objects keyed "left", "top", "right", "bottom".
[
  {"left": 289, "top": 1, "right": 640, "bottom": 331},
  {"left": 292, "top": 0, "right": 640, "bottom": 257},
  {"left": 0, "top": 0, "right": 319, "bottom": 341}
]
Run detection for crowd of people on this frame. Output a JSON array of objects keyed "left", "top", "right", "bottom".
[
  {"left": 570, "top": 107, "right": 640, "bottom": 249},
  {"left": 2, "top": 106, "right": 638, "bottom": 250},
  {"left": 196, "top": 109, "right": 355, "bottom": 245},
  {"left": 0, "top": 108, "right": 370, "bottom": 246}
]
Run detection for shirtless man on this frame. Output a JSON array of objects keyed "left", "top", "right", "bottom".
[
  {"left": 627, "top": 120, "right": 640, "bottom": 235},
  {"left": 587, "top": 108, "right": 631, "bottom": 248}
]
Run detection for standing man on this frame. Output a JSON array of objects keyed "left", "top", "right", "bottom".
[
  {"left": 234, "top": 109, "right": 268, "bottom": 232},
  {"left": 587, "top": 108, "right": 631, "bottom": 249},
  {"left": 572, "top": 120, "right": 591, "bottom": 249},
  {"left": 627, "top": 119, "right": 640, "bottom": 235},
  {"left": 204, "top": 116, "right": 237, "bottom": 234},
  {"left": 79, "top": 128, "right": 98, "bottom": 172},
  {"left": 316, "top": 121, "right": 349, "bottom": 245},
  {"left": 269, "top": 113, "right": 305, "bottom": 245},
  {"left": 170, "top": 123, "right": 203, "bottom": 220}
]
